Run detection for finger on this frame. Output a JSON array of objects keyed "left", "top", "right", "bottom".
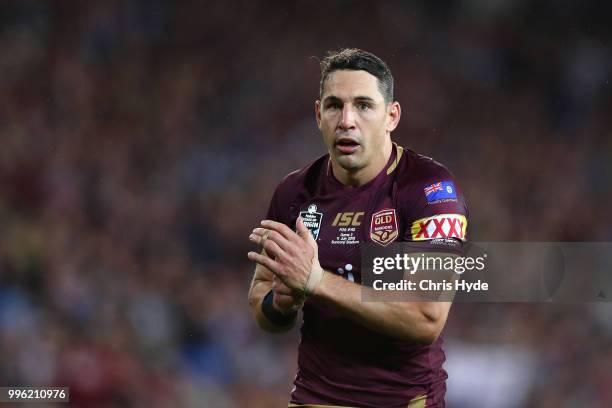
[
  {"left": 249, "top": 228, "right": 269, "bottom": 243},
  {"left": 274, "top": 277, "right": 306, "bottom": 302},
  {"left": 295, "top": 217, "right": 318, "bottom": 253},
  {"left": 295, "top": 217, "right": 313, "bottom": 240},
  {"left": 247, "top": 251, "right": 282, "bottom": 274},
  {"left": 258, "top": 238, "right": 290, "bottom": 263},
  {"left": 249, "top": 229, "right": 287, "bottom": 259},
  {"left": 250, "top": 228, "right": 295, "bottom": 253},
  {"left": 261, "top": 220, "right": 300, "bottom": 243},
  {"left": 273, "top": 276, "right": 293, "bottom": 296},
  {"left": 273, "top": 296, "right": 301, "bottom": 314},
  {"left": 273, "top": 293, "right": 298, "bottom": 306},
  {"left": 250, "top": 228, "right": 270, "bottom": 238}
]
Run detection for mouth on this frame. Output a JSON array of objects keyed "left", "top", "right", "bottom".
[{"left": 334, "top": 137, "right": 361, "bottom": 155}]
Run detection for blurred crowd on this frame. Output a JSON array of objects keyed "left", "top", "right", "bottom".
[{"left": 0, "top": 1, "right": 611, "bottom": 407}]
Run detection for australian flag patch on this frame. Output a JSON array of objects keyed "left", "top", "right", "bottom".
[{"left": 424, "top": 181, "right": 457, "bottom": 203}]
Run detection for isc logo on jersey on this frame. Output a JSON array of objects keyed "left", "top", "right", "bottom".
[
  {"left": 410, "top": 214, "right": 467, "bottom": 241},
  {"left": 370, "top": 209, "right": 399, "bottom": 246},
  {"left": 332, "top": 212, "right": 365, "bottom": 227}
]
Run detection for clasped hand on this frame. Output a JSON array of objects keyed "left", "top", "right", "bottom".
[{"left": 248, "top": 218, "right": 322, "bottom": 300}]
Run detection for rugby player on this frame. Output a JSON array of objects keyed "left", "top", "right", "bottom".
[{"left": 247, "top": 49, "right": 468, "bottom": 408}]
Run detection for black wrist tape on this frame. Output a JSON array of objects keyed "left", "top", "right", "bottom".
[{"left": 261, "top": 289, "right": 297, "bottom": 327}]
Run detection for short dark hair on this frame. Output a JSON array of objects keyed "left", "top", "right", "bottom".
[{"left": 319, "top": 48, "right": 394, "bottom": 103}]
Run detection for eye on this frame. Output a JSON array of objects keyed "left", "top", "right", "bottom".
[
  {"left": 326, "top": 102, "right": 341, "bottom": 110},
  {"left": 358, "top": 103, "right": 370, "bottom": 111}
]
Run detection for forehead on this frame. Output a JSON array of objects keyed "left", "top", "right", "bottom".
[{"left": 322, "top": 70, "right": 383, "bottom": 101}]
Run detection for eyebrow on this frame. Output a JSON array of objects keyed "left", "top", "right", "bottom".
[{"left": 323, "top": 95, "right": 376, "bottom": 104}]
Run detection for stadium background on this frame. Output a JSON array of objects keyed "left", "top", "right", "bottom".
[{"left": 1, "top": 1, "right": 611, "bottom": 406}]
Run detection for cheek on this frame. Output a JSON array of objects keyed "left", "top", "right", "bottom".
[
  {"left": 361, "top": 125, "right": 384, "bottom": 150},
  {"left": 322, "top": 120, "right": 337, "bottom": 138},
  {"left": 322, "top": 129, "right": 335, "bottom": 147}
]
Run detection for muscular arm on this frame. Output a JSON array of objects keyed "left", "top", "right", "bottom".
[
  {"left": 248, "top": 264, "right": 290, "bottom": 333},
  {"left": 248, "top": 252, "right": 303, "bottom": 333},
  {"left": 313, "top": 271, "right": 452, "bottom": 343},
  {"left": 248, "top": 219, "right": 453, "bottom": 343}
]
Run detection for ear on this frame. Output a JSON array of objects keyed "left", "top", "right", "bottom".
[
  {"left": 315, "top": 100, "right": 322, "bottom": 130},
  {"left": 386, "top": 101, "right": 401, "bottom": 132}
]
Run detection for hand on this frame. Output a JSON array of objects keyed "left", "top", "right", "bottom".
[
  {"left": 272, "top": 275, "right": 304, "bottom": 314},
  {"left": 248, "top": 217, "right": 324, "bottom": 296}
]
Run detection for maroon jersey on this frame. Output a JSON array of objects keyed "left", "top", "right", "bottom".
[{"left": 266, "top": 143, "right": 469, "bottom": 408}]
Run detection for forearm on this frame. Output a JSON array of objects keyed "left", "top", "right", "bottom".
[
  {"left": 247, "top": 220, "right": 449, "bottom": 341},
  {"left": 248, "top": 271, "right": 297, "bottom": 333},
  {"left": 312, "top": 271, "right": 450, "bottom": 343}
]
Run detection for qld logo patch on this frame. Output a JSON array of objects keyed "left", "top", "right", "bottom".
[
  {"left": 370, "top": 208, "right": 399, "bottom": 246},
  {"left": 410, "top": 214, "right": 467, "bottom": 241},
  {"left": 299, "top": 204, "right": 323, "bottom": 240}
]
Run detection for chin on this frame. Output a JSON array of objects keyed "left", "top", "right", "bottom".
[{"left": 336, "top": 155, "right": 364, "bottom": 171}]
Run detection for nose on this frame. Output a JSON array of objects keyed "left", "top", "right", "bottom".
[{"left": 338, "top": 105, "right": 356, "bottom": 130}]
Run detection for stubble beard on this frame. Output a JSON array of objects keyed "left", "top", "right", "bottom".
[{"left": 335, "top": 150, "right": 366, "bottom": 172}]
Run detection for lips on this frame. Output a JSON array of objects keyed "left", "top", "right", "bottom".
[{"left": 335, "top": 137, "right": 360, "bottom": 154}]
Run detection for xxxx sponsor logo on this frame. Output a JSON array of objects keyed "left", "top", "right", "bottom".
[{"left": 410, "top": 214, "right": 467, "bottom": 241}]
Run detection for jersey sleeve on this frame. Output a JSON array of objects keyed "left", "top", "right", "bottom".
[
  {"left": 400, "top": 165, "right": 469, "bottom": 254},
  {"left": 266, "top": 184, "right": 291, "bottom": 225},
  {"left": 265, "top": 173, "right": 302, "bottom": 227}
]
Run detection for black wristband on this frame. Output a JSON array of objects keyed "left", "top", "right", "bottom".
[{"left": 261, "top": 289, "right": 297, "bottom": 327}]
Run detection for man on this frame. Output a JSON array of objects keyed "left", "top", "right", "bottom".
[{"left": 247, "top": 49, "right": 468, "bottom": 408}]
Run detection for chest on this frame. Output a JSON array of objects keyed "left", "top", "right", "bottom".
[{"left": 295, "top": 188, "right": 403, "bottom": 282}]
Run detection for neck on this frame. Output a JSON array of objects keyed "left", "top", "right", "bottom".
[{"left": 331, "top": 139, "right": 393, "bottom": 187}]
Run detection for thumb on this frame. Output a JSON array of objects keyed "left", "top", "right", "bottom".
[
  {"left": 296, "top": 217, "right": 318, "bottom": 252},
  {"left": 296, "top": 216, "right": 310, "bottom": 237}
]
